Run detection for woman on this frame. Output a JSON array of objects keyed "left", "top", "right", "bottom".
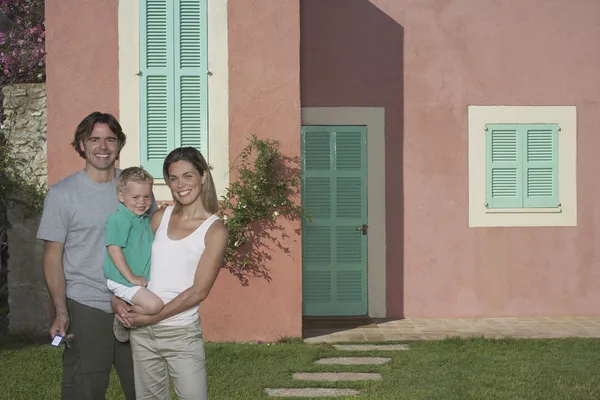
[{"left": 112, "top": 147, "right": 228, "bottom": 400}]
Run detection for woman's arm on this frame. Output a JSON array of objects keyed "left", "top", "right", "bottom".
[{"left": 129, "top": 220, "right": 228, "bottom": 326}]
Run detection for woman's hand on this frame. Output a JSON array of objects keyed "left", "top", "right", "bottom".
[{"left": 127, "top": 312, "right": 158, "bottom": 328}]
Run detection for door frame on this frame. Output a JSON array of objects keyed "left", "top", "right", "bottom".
[{"left": 301, "top": 107, "right": 387, "bottom": 318}]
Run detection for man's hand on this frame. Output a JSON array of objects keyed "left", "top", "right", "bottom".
[
  {"left": 111, "top": 296, "right": 133, "bottom": 328},
  {"left": 49, "top": 313, "right": 69, "bottom": 339},
  {"left": 130, "top": 276, "right": 148, "bottom": 287}
]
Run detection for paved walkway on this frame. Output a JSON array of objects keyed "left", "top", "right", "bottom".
[
  {"left": 266, "top": 344, "right": 404, "bottom": 397},
  {"left": 303, "top": 317, "right": 600, "bottom": 343}
]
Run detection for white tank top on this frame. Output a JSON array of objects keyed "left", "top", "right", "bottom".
[{"left": 148, "top": 206, "right": 220, "bottom": 326}]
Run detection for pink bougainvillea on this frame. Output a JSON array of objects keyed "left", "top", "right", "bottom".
[{"left": 0, "top": 0, "right": 45, "bottom": 84}]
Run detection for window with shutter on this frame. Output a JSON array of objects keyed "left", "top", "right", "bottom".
[
  {"left": 486, "top": 123, "right": 559, "bottom": 209},
  {"left": 140, "top": 0, "right": 208, "bottom": 177},
  {"left": 486, "top": 124, "right": 522, "bottom": 208},
  {"left": 523, "top": 124, "right": 559, "bottom": 208}
]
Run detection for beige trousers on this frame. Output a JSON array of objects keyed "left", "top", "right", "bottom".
[{"left": 130, "top": 319, "right": 207, "bottom": 400}]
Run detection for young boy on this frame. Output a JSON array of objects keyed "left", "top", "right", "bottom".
[{"left": 104, "top": 167, "right": 163, "bottom": 341}]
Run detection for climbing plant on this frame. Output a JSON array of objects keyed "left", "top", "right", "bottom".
[{"left": 219, "top": 135, "right": 307, "bottom": 285}]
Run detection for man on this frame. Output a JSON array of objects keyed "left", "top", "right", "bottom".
[{"left": 37, "top": 112, "right": 137, "bottom": 399}]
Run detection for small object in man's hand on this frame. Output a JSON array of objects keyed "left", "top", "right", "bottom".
[{"left": 50, "top": 334, "right": 63, "bottom": 347}]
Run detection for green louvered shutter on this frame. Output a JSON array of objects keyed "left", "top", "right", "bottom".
[
  {"left": 140, "top": 0, "right": 208, "bottom": 177},
  {"left": 174, "top": 0, "right": 207, "bottom": 151},
  {"left": 302, "top": 126, "right": 368, "bottom": 316},
  {"left": 486, "top": 124, "right": 523, "bottom": 208},
  {"left": 140, "top": 0, "right": 174, "bottom": 177},
  {"left": 523, "top": 124, "right": 559, "bottom": 208}
]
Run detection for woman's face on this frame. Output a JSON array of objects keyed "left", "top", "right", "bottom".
[{"left": 167, "top": 160, "right": 204, "bottom": 206}]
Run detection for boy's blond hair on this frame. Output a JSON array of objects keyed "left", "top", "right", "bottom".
[{"left": 117, "top": 167, "right": 154, "bottom": 193}]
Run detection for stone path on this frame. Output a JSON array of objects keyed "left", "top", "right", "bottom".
[
  {"left": 334, "top": 344, "right": 409, "bottom": 351},
  {"left": 293, "top": 372, "right": 382, "bottom": 381},
  {"left": 265, "top": 388, "right": 360, "bottom": 397},
  {"left": 315, "top": 357, "right": 391, "bottom": 365},
  {"left": 304, "top": 316, "right": 600, "bottom": 343},
  {"left": 265, "top": 344, "right": 405, "bottom": 398}
]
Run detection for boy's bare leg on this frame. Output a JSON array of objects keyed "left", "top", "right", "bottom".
[
  {"left": 131, "top": 288, "right": 164, "bottom": 315},
  {"left": 113, "top": 288, "right": 163, "bottom": 343}
]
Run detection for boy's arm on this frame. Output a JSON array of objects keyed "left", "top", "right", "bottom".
[
  {"left": 107, "top": 246, "right": 136, "bottom": 282},
  {"left": 105, "top": 213, "right": 145, "bottom": 285}
]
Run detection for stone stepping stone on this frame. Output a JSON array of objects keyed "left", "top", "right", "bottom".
[
  {"left": 265, "top": 388, "right": 359, "bottom": 397},
  {"left": 316, "top": 357, "right": 391, "bottom": 365},
  {"left": 334, "top": 344, "right": 409, "bottom": 351},
  {"left": 293, "top": 372, "right": 382, "bottom": 381}
]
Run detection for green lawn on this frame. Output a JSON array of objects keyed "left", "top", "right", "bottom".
[{"left": 1, "top": 335, "right": 600, "bottom": 399}]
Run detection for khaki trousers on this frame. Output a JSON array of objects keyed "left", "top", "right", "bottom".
[{"left": 130, "top": 319, "right": 207, "bottom": 400}]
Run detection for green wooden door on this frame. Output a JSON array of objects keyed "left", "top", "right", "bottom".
[{"left": 301, "top": 126, "right": 368, "bottom": 316}]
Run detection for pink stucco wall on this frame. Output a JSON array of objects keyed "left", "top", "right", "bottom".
[
  {"left": 45, "top": 0, "right": 119, "bottom": 186},
  {"left": 45, "top": 0, "right": 600, "bottom": 336},
  {"left": 45, "top": 0, "right": 301, "bottom": 341},
  {"left": 199, "top": 0, "right": 302, "bottom": 341},
  {"left": 302, "top": 0, "right": 600, "bottom": 318}
]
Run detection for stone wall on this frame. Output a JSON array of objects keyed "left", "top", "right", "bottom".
[
  {"left": 6, "top": 205, "right": 48, "bottom": 334},
  {"left": 2, "top": 83, "right": 48, "bottom": 187},
  {"left": 2, "top": 83, "right": 49, "bottom": 334}
]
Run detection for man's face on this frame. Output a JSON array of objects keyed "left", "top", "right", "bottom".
[{"left": 79, "top": 123, "right": 119, "bottom": 171}]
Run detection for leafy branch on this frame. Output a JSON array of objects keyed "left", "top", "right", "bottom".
[{"left": 218, "top": 135, "right": 307, "bottom": 285}]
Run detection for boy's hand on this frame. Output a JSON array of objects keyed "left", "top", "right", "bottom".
[{"left": 130, "top": 276, "right": 148, "bottom": 287}]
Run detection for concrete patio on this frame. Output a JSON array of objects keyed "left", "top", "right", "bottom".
[{"left": 303, "top": 317, "right": 600, "bottom": 343}]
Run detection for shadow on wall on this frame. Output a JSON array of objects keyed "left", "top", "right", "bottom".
[{"left": 301, "top": 0, "right": 405, "bottom": 318}]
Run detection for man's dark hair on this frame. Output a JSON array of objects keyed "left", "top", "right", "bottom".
[{"left": 71, "top": 112, "right": 127, "bottom": 159}]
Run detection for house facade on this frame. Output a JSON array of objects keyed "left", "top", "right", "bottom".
[{"left": 44, "top": 0, "right": 600, "bottom": 341}]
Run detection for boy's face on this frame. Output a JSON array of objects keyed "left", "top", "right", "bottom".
[{"left": 118, "top": 181, "right": 153, "bottom": 216}]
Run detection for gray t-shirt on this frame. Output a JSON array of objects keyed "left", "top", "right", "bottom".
[{"left": 37, "top": 170, "right": 122, "bottom": 313}]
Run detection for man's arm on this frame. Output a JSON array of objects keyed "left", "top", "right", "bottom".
[
  {"left": 37, "top": 186, "right": 71, "bottom": 338},
  {"left": 42, "top": 241, "right": 68, "bottom": 337}
]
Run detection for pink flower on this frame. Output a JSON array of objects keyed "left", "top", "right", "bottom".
[{"left": 0, "top": 0, "right": 45, "bottom": 84}]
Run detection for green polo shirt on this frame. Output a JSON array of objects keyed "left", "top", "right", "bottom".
[{"left": 103, "top": 203, "right": 154, "bottom": 287}]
